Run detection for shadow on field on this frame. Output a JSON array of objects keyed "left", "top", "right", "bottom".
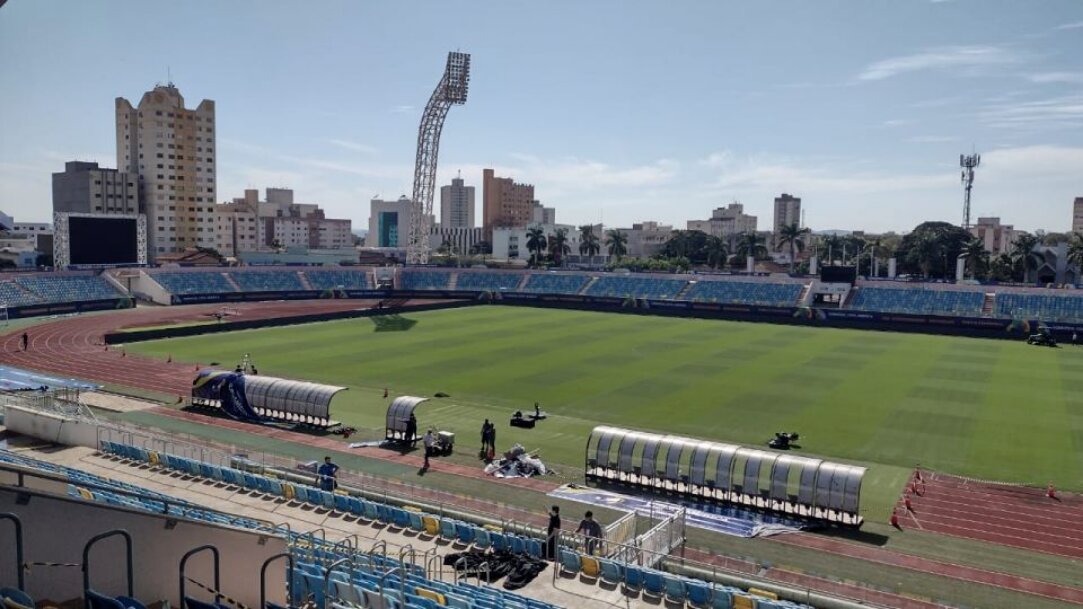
[
  {"left": 815, "top": 527, "right": 890, "bottom": 546},
  {"left": 370, "top": 314, "right": 418, "bottom": 332}
]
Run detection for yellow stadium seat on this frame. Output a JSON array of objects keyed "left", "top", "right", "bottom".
[
  {"left": 414, "top": 588, "right": 445, "bottom": 605},
  {"left": 733, "top": 594, "right": 755, "bottom": 609},
  {"left": 282, "top": 483, "right": 295, "bottom": 500},
  {"left": 422, "top": 516, "right": 440, "bottom": 536},
  {"left": 148, "top": 451, "right": 159, "bottom": 465},
  {"left": 580, "top": 556, "right": 600, "bottom": 578},
  {"left": 749, "top": 588, "right": 778, "bottom": 600},
  {"left": 77, "top": 487, "right": 95, "bottom": 500}
]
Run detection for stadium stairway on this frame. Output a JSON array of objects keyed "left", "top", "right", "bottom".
[
  {"left": 796, "top": 283, "right": 812, "bottom": 306},
  {"left": 223, "top": 272, "right": 242, "bottom": 292},
  {"left": 17, "top": 443, "right": 701, "bottom": 609},
  {"left": 672, "top": 281, "right": 696, "bottom": 301},
  {"left": 577, "top": 276, "right": 598, "bottom": 296},
  {"left": 982, "top": 293, "right": 995, "bottom": 317},
  {"left": 447, "top": 272, "right": 459, "bottom": 290},
  {"left": 514, "top": 273, "right": 531, "bottom": 292},
  {"left": 298, "top": 271, "right": 314, "bottom": 291}
]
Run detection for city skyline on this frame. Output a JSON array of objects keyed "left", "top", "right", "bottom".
[{"left": 2, "top": 1, "right": 1081, "bottom": 234}]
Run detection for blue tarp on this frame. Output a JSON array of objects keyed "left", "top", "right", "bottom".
[
  {"left": 191, "top": 370, "right": 263, "bottom": 422},
  {"left": 0, "top": 365, "right": 100, "bottom": 392}
]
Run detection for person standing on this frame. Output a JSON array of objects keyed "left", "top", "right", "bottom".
[
  {"left": 423, "top": 429, "right": 435, "bottom": 468},
  {"left": 406, "top": 413, "right": 418, "bottom": 445},
  {"left": 575, "top": 510, "right": 603, "bottom": 555},
  {"left": 546, "top": 505, "right": 561, "bottom": 560},
  {"left": 480, "top": 419, "right": 491, "bottom": 454},
  {"left": 317, "top": 456, "right": 339, "bottom": 492},
  {"left": 21, "top": 332, "right": 29, "bottom": 352},
  {"left": 489, "top": 423, "right": 497, "bottom": 455}
]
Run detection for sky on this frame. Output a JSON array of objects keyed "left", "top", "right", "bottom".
[{"left": 1, "top": 0, "right": 1081, "bottom": 234}]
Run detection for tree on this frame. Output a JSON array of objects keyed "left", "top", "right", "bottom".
[
  {"left": 989, "top": 253, "right": 1015, "bottom": 282},
  {"left": 703, "top": 235, "right": 729, "bottom": 270},
  {"left": 844, "top": 235, "right": 866, "bottom": 266},
  {"left": 1011, "top": 233, "right": 1042, "bottom": 283},
  {"left": 549, "top": 227, "right": 571, "bottom": 266},
  {"left": 659, "top": 230, "right": 710, "bottom": 265},
  {"left": 578, "top": 225, "right": 600, "bottom": 258},
  {"left": 960, "top": 237, "right": 989, "bottom": 280},
  {"left": 820, "top": 234, "right": 844, "bottom": 266},
  {"left": 734, "top": 232, "right": 768, "bottom": 262},
  {"left": 896, "top": 221, "right": 972, "bottom": 279},
  {"left": 605, "top": 229, "right": 628, "bottom": 261},
  {"left": 1068, "top": 232, "right": 1083, "bottom": 271},
  {"left": 777, "top": 223, "right": 811, "bottom": 273},
  {"left": 525, "top": 226, "right": 547, "bottom": 267}
]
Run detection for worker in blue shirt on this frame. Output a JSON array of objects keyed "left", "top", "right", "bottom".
[{"left": 317, "top": 456, "right": 339, "bottom": 491}]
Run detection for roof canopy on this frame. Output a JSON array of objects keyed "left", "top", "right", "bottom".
[
  {"left": 386, "top": 396, "right": 429, "bottom": 433},
  {"left": 242, "top": 375, "right": 347, "bottom": 419},
  {"left": 585, "top": 425, "right": 866, "bottom": 516}
]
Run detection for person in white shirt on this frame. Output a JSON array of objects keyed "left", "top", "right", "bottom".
[{"left": 423, "top": 429, "right": 435, "bottom": 468}]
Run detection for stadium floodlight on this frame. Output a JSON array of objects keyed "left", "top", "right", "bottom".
[
  {"left": 406, "top": 52, "right": 471, "bottom": 265},
  {"left": 960, "top": 153, "right": 980, "bottom": 230}
]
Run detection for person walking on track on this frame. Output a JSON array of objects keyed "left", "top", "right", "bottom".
[{"left": 21, "top": 332, "right": 29, "bottom": 351}]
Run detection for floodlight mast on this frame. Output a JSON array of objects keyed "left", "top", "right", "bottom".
[
  {"left": 960, "top": 153, "right": 980, "bottom": 230},
  {"left": 407, "top": 52, "right": 471, "bottom": 264}
]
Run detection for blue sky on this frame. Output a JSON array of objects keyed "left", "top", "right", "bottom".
[{"left": 1, "top": 0, "right": 1081, "bottom": 233}]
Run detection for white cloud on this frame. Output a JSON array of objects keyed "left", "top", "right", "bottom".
[
  {"left": 1027, "top": 71, "right": 1083, "bottom": 84},
  {"left": 391, "top": 105, "right": 415, "bottom": 114},
  {"left": 981, "top": 145, "right": 1083, "bottom": 179},
  {"left": 883, "top": 119, "right": 917, "bottom": 127},
  {"left": 326, "top": 139, "right": 380, "bottom": 155},
  {"left": 980, "top": 94, "right": 1083, "bottom": 130},
  {"left": 858, "top": 46, "right": 1018, "bottom": 81},
  {"left": 906, "top": 135, "right": 960, "bottom": 143},
  {"left": 1054, "top": 20, "right": 1083, "bottom": 30}
]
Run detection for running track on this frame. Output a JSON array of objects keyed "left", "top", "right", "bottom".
[{"left": 3, "top": 303, "right": 1083, "bottom": 607}]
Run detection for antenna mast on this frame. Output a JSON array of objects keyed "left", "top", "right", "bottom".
[{"left": 960, "top": 152, "right": 980, "bottom": 230}]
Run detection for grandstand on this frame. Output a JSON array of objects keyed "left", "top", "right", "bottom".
[
  {"left": 151, "top": 271, "right": 237, "bottom": 295},
  {"left": 1, "top": 274, "right": 125, "bottom": 305},
  {"left": 399, "top": 270, "right": 452, "bottom": 290},
  {"left": 519, "top": 273, "right": 590, "bottom": 294},
  {"left": 584, "top": 276, "right": 688, "bottom": 300},
  {"left": 847, "top": 286, "right": 985, "bottom": 317},
  {"left": 228, "top": 270, "right": 307, "bottom": 293},
  {"left": 995, "top": 291, "right": 1083, "bottom": 323},
  {"left": 304, "top": 270, "right": 371, "bottom": 290},
  {"left": 455, "top": 271, "right": 523, "bottom": 292},
  {"left": 685, "top": 280, "right": 803, "bottom": 307}
]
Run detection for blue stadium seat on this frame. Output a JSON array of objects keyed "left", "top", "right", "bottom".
[
  {"left": 400, "top": 271, "right": 451, "bottom": 290},
  {"left": 455, "top": 272, "right": 523, "bottom": 291},
  {"left": 586, "top": 276, "right": 687, "bottom": 300},
  {"left": 995, "top": 292, "right": 1083, "bottom": 322},
  {"left": 849, "top": 287, "right": 984, "bottom": 316},
  {"left": 304, "top": 270, "right": 370, "bottom": 290},
  {"left": 519, "top": 273, "right": 589, "bottom": 295},
  {"left": 228, "top": 271, "right": 306, "bottom": 292},
  {"left": 13, "top": 275, "right": 124, "bottom": 305},
  {"left": 152, "top": 272, "right": 236, "bottom": 295},
  {"left": 685, "top": 280, "right": 802, "bottom": 306}
]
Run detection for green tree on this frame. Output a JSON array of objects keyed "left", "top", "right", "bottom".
[
  {"left": 734, "top": 232, "right": 768, "bottom": 262},
  {"left": 1011, "top": 233, "right": 1042, "bottom": 283},
  {"left": 989, "top": 253, "right": 1015, "bottom": 282},
  {"left": 578, "top": 225, "right": 600, "bottom": 258},
  {"left": 897, "top": 221, "right": 972, "bottom": 278},
  {"left": 605, "top": 229, "right": 628, "bottom": 260},
  {"left": 703, "top": 235, "right": 729, "bottom": 269},
  {"left": 549, "top": 227, "right": 571, "bottom": 266},
  {"left": 525, "top": 226, "right": 547, "bottom": 267},
  {"left": 776, "top": 223, "right": 811, "bottom": 273},
  {"left": 961, "top": 237, "right": 989, "bottom": 280},
  {"left": 1067, "top": 232, "right": 1083, "bottom": 271}
]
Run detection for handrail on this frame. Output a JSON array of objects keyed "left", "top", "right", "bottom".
[
  {"left": 0, "top": 513, "right": 25, "bottom": 589},
  {"left": 179, "top": 545, "right": 221, "bottom": 605},
  {"left": 323, "top": 557, "right": 353, "bottom": 609},
  {"left": 82, "top": 529, "right": 133, "bottom": 608},
  {"left": 397, "top": 544, "right": 415, "bottom": 603},
  {"left": 260, "top": 552, "right": 294, "bottom": 609}
]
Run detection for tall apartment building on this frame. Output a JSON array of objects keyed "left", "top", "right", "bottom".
[
  {"left": 440, "top": 175, "right": 475, "bottom": 229},
  {"left": 969, "top": 217, "right": 1019, "bottom": 256},
  {"left": 687, "top": 203, "right": 757, "bottom": 239},
  {"left": 532, "top": 201, "right": 556, "bottom": 225},
  {"left": 1074, "top": 197, "right": 1083, "bottom": 233},
  {"left": 215, "top": 188, "right": 352, "bottom": 256},
  {"left": 482, "top": 168, "right": 534, "bottom": 239},
  {"left": 52, "top": 161, "right": 138, "bottom": 215},
  {"left": 772, "top": 193, "right": 801, "bottom": 250},
  {"left": 366, "top": 196, "right": 414, "bottom": 248},
  {"left": 116, "top": 83, "right": 216, "bottom": 259}
]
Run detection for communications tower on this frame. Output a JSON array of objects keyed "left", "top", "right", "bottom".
[
  {"left": 960, "top": 153, "right": 980, "bottom": 230},
  {"left": 407, "top": 52, "right": 471, "bottom": 264}
]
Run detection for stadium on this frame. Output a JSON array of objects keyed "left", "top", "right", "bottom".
[{"left": 2, "top": 266, "right": 1082, "bottom": 609}]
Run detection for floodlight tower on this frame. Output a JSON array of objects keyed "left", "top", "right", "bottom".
[
  {"left": 407, "top": 52, "right": 471, "bottom": 264},
  {"left": 960, "top": 152, "right": 980, "bottom": 230}
]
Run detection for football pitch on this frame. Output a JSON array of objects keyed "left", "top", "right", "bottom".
[{"left": 127, "top": 305, "right": 1083, "bottom": 518}]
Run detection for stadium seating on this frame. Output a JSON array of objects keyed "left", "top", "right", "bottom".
[
  {"left": 995, "top": 292, "right": 1083, "bottom": 322},
  {"left": 0, "top": 281, "right": 42, "bottom": 307},
  {"left": 303, "top": 270, "right": 370, "bottom": 290},
  {"left": 455, "top": 272, "right": 522, "bottom": 291},
  {"left": 519, "top": 273, "right": 590, "bottom": 294},
  {"left": 585, "top": 276, "right": 688, "bottom": 300},
  {"left": 848, "top": 287, "right": 984, "bottom": 316},
  {"left": 12, "top": 275, "right": 124, "bottom": 304},
  {"left": 399, "top": 270, "right": 451, "bottom": 290},
  {"left": 684, "top": 280, "right": 802, "bottom": 306},
  {"left": 228, "top": 271, "right": 306, "bottom": 292},
  {"left": 152, "top": 272, "right": 236, "bottom": 295}
]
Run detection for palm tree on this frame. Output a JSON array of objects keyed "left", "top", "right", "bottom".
[
  {"left": 605, "top": 229, "right": 628, "bottom": 261},
  {"left": 1066, "top": 232, "right": 1083, "bottom": 272},
  {"left": 734, "top": 232, "right": 768, "bottom": 261},
  {"left": 989, "top": 253, "right": 1015, "bottom": 282},
  {"left": 703, "top": 235, "right": 729, "bottom": 269},
  {"left": 821, "top": 234, "right": 843, "bottom": 266},
  {"left": 578, "top": 225, "right": 600, "bottom": 259},
  {"left": 1011, "top": 233, "right": 1042, "bottom": 283},
  {"left": 525, "top": 226, "right": 547, "bottom": 267},
  {"left": 912, "top": 232, "right": 941, "bottom": 278},
  {"left": 549, "top": 227, "right": 571, "bottom": 266},
  {"left": 776, "top": 223, "right": 811, "bottom": 273},
  {"left": 961, "top": 237, "right": 989, "bottom": 280}
]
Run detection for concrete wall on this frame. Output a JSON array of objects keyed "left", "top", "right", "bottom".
[
  {"left": 0, "top": 483, "right": 288, "bottom": 606},
  {"left": 3, "top": 405, "right": 99, "bottom": 449}
]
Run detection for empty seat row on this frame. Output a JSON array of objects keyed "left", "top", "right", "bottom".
[
  {"left": 304, "top": 270, "right": 371, "bottom": 290},
  {"left": 152, "top": 272, "right": 237, "bottom": 295},
  {"left": 455, "top": 272, "right": 522, "bottom": 291},
  {"left": 399, "top": 271, "right": 452, "bottom": 290},
  {"left": 585, "top": 276, "right": 688, "bottom": 300},
  {"left": 684, "top": 281, "right": 802, "bottom": 306},
  {"left": 5, "top": 275, "right": 124, "bottom": 305},
  {"left": 848, "top": 287, "right": 984, "bottom": 316},
  {"left": 995, "top": 292, "right": 1083, "bottom": 322},
  {"left": 228, "top": 271, "right": 306, "bottom": 292},
  {"left": 518, "top": 273, "right": 590, "bottom": 294}
]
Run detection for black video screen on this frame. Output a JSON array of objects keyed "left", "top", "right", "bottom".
[
  {"left": 69, "top": 216, "right": 138, "bottom": 265},
  {"left": 821, "top": 266, "right": 857, "bottom": 283}
]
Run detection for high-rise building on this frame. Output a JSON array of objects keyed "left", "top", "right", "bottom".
[
  {"left": 772, "top": 193, "right": 801, "bottom": 250},
  {"left": 440, "top": 174, "right": 475, "bottom": 229},
  {"left": 216, "top": 188, "right": 352, "bottom": 256},
  {"left": 116, "top": 83, "right": 216, "bottom": 260},
  {"left": 52, "top": 161, "right": 138, "bottom": 215},
  {"left": 970, "top": 217, "right": 1019, "bottom": 256},
  {"left": 1073, "top": 197, "right": 1083, "bottom": 233},
  {"left": 687, "top": 203, "right": 757, "bottom": 239},
  {"left": 482, "top": 168, "right": 534, "bottom": 240},
  {"left": 366, "top": 196, "right": 414, "bottom": 248},
  {"left": 531, "top": 201, "right": 556, "bottom": 225}
]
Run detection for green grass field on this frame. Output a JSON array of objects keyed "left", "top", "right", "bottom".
[{"left": 126, "top": 306, "right": 1083, "bottom": 520}]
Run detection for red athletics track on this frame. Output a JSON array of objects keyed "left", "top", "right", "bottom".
[
  {"left": 894, "top": 471, "right": 1083, "bottom": 560},
  {"left": 0, "top": 300, "right": 449, "bottom": 397}
]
